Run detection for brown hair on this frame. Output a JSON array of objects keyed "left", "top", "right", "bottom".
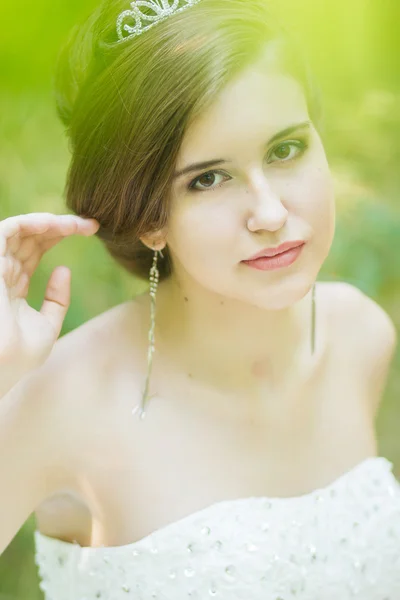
[{"left": 55, "top": 0, "right": 323, "bottom": 282}]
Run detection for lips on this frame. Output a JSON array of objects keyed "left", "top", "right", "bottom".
[
  {"left": 242, "top": 243, "right": 306, "bottom": 271},
  {"left": 244, "top": 240, "right": 305, "bottom": 261}
]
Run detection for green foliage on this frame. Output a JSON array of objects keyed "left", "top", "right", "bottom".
[{"left": 0, "top": 1, "right": 399, "bottom": 597}]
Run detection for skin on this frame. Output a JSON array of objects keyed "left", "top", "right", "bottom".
[
  {"left": 140, "top": 60, "right": 336, "bottom": 410},
  {"left": 31, "top": 64, "right": 396, "bottom": 550}
]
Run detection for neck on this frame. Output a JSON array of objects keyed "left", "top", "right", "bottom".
[{"left": 153, "top": 274, "right": 318, "bottom": 396}]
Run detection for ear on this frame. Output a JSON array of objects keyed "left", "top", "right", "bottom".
[{"left": 140, "top": 228, "right": 168, "bottom": 252}]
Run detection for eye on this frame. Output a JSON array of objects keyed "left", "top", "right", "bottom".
[
  {"left": 268, "top": 139, "right": 308, "bottom": 163},
  {"left": 187, "top": 137, "right": 309, "bottom": 193},
  {"left": 188, "top": 171, "right": 231, "bottom": 193}
]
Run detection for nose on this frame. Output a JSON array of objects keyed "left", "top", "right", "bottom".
[{"left": 245, "top": 170, "right": 288, "bottom": 233}]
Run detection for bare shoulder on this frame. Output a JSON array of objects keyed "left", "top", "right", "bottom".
[
  {"left": 333, "top": 281, "right": 397, "bottom": 348},
  {"left": 0, "top": 300, "right": 137, "bottom": 552},
  {"left": 330, "top": 281, "right": 397, "bottom": 416},
  {"left": 45, "top": 298, "right": 138, "bottom": 399},
  {"left": 21, "top": 301, "right": 137, "bottom": 489},
  {"left": 53, "top": 300, "right": 136, "bottom": 360},
  {"left": 31, "top": 301, "right": 141, "bottom": 541}
]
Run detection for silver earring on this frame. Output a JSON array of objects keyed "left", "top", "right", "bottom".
[
  {"left": 134, "top": 268, "right": 317, "bottom": 420},
  {"left": 132, "top": 246, "right": 164, "bottom": 421},
  {"left": 311, "top": 281, "right": 316, "bottom": 355}
]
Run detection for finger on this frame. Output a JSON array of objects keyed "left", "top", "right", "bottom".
[
  {"left": 11, "top": 271, "right": 30, "bottom": 300},
  {"left": 9, "top": 234, "right": 55, "bottom": 264},
  {"left": 40, "top": 266, "right": 71, "bottom": 339},
  {"left": 21, "top": 248, "right": 44, "bottom": 279},
  {"left": 3, "top": 214, "right": 99, "bottom": 247},
  {"left": 0, "top": 275, "right": 13, "bottom": 323},
  {"left": 1, "top": 213, "right": 58, "bottom": 241},
  {"left": 0, "top": 252, "right": 33, "bottom": 298},
  {"left": 17, "top": 235, "right": 68, "bottom": 271},
  {"left": 8, "top": 236, "right": 36, "bottom": 263},
  {"left": 38, "top": 235, "right": 65, "bottom": 253},
  {"left": 78, "top": 218, "right": 100, "bottom": 236},
  {"left": 7, "top": 256, "right": 23, "bottom": 289},
  {"left": 0, "top": 234, "right": 6, "bottom": 256},
  {"left": 6, "top": 216, "right": 99, "bottom": 257},
  {"left": 5, "top": 215, "right": 71, "bottom": 253},
  {"left": 8, "top": 226, "right": 92, "bottom": 280},
  {"left": 4, "top": 216, "right": 59, "bottom": 257},
  {"left": 0, "top": 256, "right": 13, "bottom": 286},
  {"left": 27, "top": 219, "right": 98, "bottom": 251},
  {"left": 10, "top": 260, "right": 24, "bottom": 291},
  {"left": 17, "top": 229, "right": 84, "bottom": 266}
]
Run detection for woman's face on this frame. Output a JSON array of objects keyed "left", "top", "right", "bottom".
[{"left": 153, "top": 64, "right": 335, "bottom": 308}]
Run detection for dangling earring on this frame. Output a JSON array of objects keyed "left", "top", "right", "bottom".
[
  {"left": 132, "top": 245, "right": 164, "bottom": 421},
  {"left": 311, "top": 282, "right": 316, "bottom": 355},
  {"left": 133, "top": 271, "right": 317, "bottom": 420}
]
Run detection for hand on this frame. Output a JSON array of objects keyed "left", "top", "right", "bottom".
[{"left": 0, "top": 213, "right": 100, "bottom": 370}]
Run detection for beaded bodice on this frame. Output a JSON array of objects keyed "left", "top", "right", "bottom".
[{"left": 34, "top": 456, "right": 400, "bottom": 599}]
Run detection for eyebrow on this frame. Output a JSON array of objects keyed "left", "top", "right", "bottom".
[{"left": 173, "top": 120, "right": 312, "bottom": 180}]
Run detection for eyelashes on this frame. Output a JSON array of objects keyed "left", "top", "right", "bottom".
[{"left": 187, "top": 137, "right": 310, "bottom": 194}]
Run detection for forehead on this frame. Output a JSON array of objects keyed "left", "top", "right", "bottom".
[{"left": 177, "top": 67, "right": 309, "bottom": 164}]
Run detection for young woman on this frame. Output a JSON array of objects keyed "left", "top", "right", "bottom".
[{"left": 1, "top": 0, "right": 399, "bottom": 598}]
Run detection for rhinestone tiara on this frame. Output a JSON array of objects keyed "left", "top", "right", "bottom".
[{"left": 116, "top": 0, "right": 202, "bottom": 44}]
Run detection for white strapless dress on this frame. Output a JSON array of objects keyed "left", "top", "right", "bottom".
[{"left": 34, "top": 456, "right": 400, "bottom": 599}]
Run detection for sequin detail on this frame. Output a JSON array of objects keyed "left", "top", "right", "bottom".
[{"left": 34, "top": 457, "right": 400, "bottom": 599}]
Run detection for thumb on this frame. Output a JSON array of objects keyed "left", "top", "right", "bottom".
[{"left": 40, "top": 266, "right": 71, "bottom": 339}]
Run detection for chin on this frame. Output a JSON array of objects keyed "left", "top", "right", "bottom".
[{"left": 244, "top": 279, "right": 314, "bottom": 310}]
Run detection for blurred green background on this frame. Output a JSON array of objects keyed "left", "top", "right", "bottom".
[{"left": 0, "top": 0, "right": 399, "bottom": 597}]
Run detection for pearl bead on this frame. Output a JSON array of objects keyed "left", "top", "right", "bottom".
[
  {"left": 246, "top": 542, "right": 258, "bottom": 552},
  {"left": 224, "top": 565, "right": 236, "bottom": 580},
  {"left": 33, "top": 457, "right": 400, "bottom": 598},
  {"left": 212, "top": 540, "right": 222, "bottom": 550}
]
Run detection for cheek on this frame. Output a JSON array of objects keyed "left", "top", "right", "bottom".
[
  {"left": 298, "top": 160, "right": 335, "bottom": 224},
  {"left": 168, "top": 201, "right": 237, "bottom": 262},
  {"left": 301, "top": 164, "right": 336, "bottom": 258}
]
